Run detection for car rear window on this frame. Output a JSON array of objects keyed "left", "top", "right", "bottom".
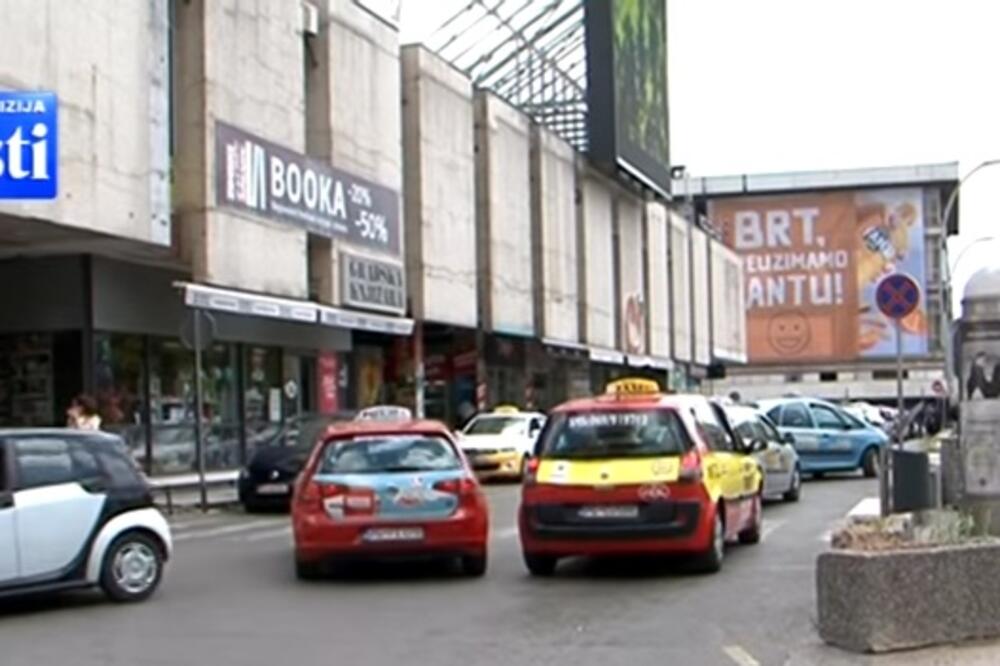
[
  {"left": 317, "top": 435, "right": 462, "bottom": 474},
  {"left": 538, "top": 410, "right": 691, "bottom": 459},
  {"left": 464, "top": 416, "right": 524, "bottom": 436}
]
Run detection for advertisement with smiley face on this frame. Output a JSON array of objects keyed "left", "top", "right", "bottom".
[{"left": 710, "top": 187, "right": 929, "bottom": 364}]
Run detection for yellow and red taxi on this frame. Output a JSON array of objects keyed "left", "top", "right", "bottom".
[
  {"left": 518, "top": 379, "right": 764, "bottom": 576},
  {"left": 292, "top": 406, "right": 490, "bottom": 579}
]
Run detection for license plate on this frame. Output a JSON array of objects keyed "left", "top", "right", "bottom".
[
  {"left": 362, "top": 527, "right": 425, "bottom": 542},
  {"left": 578, "top": 505, "right": 639, "bottom": 519},
  {"left": 256, "top": 483, "right": 289, "bottom": 495}
]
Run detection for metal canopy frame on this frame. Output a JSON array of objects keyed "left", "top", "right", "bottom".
[{"left": 427, "top": 0, "right": 589, "bottom": 152}]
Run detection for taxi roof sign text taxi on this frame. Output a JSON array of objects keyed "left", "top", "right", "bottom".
[{"left": 605, "top": 378, "right": 661, "bottom": 397}]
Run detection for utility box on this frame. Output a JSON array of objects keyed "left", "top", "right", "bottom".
[{"left": 892, "top": 449, "right": 934, "bottom": 513}]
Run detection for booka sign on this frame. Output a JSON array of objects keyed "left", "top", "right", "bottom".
[
  {"left": 215, "top": 121, "right": 401, "bottom": 255},
  {"left": 0, "top": 91, "right": 57, "bottom": 199}
]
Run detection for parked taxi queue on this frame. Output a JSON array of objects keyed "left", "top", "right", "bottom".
[{"left": 290, "top": 378, "right": 779, "bottom": 578}]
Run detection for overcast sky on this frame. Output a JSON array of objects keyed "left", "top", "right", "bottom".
[{"left": 401, "top": 0, "right": 1000, "bottom": 314}]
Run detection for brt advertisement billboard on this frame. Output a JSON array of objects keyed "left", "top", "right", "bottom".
[
  {"left": 709, "top": 187, "right": 929, "bottom": 364},
  {"left": 585, "top": 0, "right": 670, "bottom": 195}
]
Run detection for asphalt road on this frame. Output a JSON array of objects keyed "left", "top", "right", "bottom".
[{"left": 3, "top": 475, "right": 987, "bottom": 666}]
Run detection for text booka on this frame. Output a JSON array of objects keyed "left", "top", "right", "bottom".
[{"left": 215, "top": 121, "right": 400, "bottom": 254}]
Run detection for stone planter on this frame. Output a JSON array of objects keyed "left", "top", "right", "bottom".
[{"left": 817, "top": 542, "right": 1000, "bottom": 653}]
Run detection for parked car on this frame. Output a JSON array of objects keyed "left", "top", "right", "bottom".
[
  {"left": 756, "top": 398, "right": 889, "bottom": 477},
  {"left": 723, "top": 404, "right": 801, "bottom": 502},
  {"left": 238, "top": 413, "right": 353, "bottom": 512},
  {"left": 291, "top": 407, "right": 489, "bottom": 579},
  {"left": 0, "top": 429, "right": 172, "bottom": 602}
]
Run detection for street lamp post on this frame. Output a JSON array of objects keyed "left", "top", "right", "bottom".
[{"left": 940, "top": 159, "right": 1000, "bottom": 410}]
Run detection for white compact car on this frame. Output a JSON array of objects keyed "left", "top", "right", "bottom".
[
  {"left": 457, "top": 407, "right": 546, "bottom": 480},
  {"left": 0, "top": 429, "right": 172, "bottom": 603}
]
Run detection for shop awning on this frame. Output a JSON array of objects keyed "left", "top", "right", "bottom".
[
  {"left": 177, "top": 282, "right": 414, "bottom": 336},
  {"left": 589, "top": 347, "right": 625, "bottom": 365},
  {"left": 626, "top": 354, "right": 673, "bottom": 371}
]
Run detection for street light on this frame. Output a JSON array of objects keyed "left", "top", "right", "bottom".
[{"left": 940, "top": 159, "right": 1000, "bottom": 408}]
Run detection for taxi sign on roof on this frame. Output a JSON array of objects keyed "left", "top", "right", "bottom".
[
  {"left": 493, "top": 405, "right": 520, "bottom": 414},
  {"left": 605, "top": 377, "right": 661, "bottom": 397},
  {"left": 355, "top": 405, "right": 413, "bottom": 422}
]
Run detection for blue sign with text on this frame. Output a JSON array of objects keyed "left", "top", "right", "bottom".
[{"left": 0, "top": 91, "right": 57, "bottom": 199}]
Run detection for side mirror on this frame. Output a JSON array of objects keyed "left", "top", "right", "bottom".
[
  {"left": 751, "top": 439, "right": 769, "bottom": 453},
  {"left": 782, "top": 432, "right": 796, "bottom": 445}
]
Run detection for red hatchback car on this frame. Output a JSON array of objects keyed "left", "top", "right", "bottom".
[{"left": 291, "top": 413, "right": 490, "bottom": 579}]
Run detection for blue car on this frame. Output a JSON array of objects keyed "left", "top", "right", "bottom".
[{"left": 755, "top": 398, "right": 889, "bottom": 477}]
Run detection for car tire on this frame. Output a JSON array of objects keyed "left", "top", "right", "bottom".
[
  {"left": 295, "top": 558, "right": 324, "bottom": 581},
  {"left": 694, "top": 507, "right": 725, "bottom": 573},
  {"left": 862, "top": 447, "right": 880, "bottom": 478},
  {"left": 783, "top": 466, "right": 801, "bottom": 502},
  {"left": 100, "top": 531, "right": 164, "bottom": 603},
  {"left": 523, "top": 552, "right": 557, "bottom": 577},
  {"left": 738, "top": 494, "right": 762, "bottom": 545},
  {"left": 461, "top": 553, "right": 488, "bottom": 577}
]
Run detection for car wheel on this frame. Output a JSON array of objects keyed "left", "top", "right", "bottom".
[
  {"left": 295, "top": 558, "right": 324, "bottom": 581},
  {"left": 523, "top": 552, "right": 557, "bottom": 577},
  {"left": 694, "top": 507, "right": 725, "bottom": 573},
  {"left": 862, "top": 447, "right": 880, "bottom": 478},
  {"left": 738, "top": 494, "right": 762, "bottom": 545},
  {"left": 783, "top": 466, "right": 802, "bottom": 502},
  {"left": 100, "top": 532, "right": 164, "bottom": 603},
  {"left": 461, "top": 553, "right": 488, "bottom": 577}
]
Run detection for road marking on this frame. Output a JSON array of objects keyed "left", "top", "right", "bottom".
[
  {"left": 722, "top": 645, "right": 761, "bottom": 666},
  {"left": 760, "top": 519, "right": 785, "bottom": 542},
  {"left": 174, "top": 519, "right": 283, "bottom": 542},
  {"left": 241, "top": 526, "right": 293, "bottom": 543}
]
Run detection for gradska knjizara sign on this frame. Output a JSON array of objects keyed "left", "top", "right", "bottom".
[
  {"left": 215, "top": 121, "right": 400, "bottom": 255},
  {"left": 340, "top": 250, "right": 406, "bottom": 315}
]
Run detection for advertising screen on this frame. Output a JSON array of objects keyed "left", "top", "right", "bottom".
[
  {"left": 710, "top": 187, "right": 929, "bottom": 364},
  {"left": 585, "top": 0, "right": 670, "bottom": 195}
]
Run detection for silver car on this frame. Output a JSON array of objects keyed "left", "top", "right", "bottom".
[{"left": 724, "top": 404, "right": 801, "bottom": 502}]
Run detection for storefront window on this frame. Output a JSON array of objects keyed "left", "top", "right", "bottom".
[
  {"left": 0, "top": 333, "right": 55, "bottom": 427},
  {"left": 144, "top": 338, "right": 240, "bottom": 475},
  {"left": 244, "top": 346, "right": 283, "bottom": 459},
  {"left": 94, "top": 333, "right": 146, "bottom": 461}
]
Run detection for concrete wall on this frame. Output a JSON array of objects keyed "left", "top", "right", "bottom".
[
  {"left": 475, "top": 92, "right": 533, "bottom": 336},
  {"left": 0, "top": 0, "right": 170, "bottom": 246},
  {"left": 670, "top": 212, "right": 691, "bottom": 362},
  {"left": 692, "top": 226, "right": 711, "bottom": 366},
  {"left": 617, "top": 195, "right": 645, "bottom": 354},
  {"left": 581, "top": 175, "right": 616, "bottom": 349},
  {"left": 174, "top": 0, "right": 308, "bottom": 297},
  {"left": 646, "top": 202, "right": 671, "bottom": 359},
  {"left": 532, "top": 126, "right": 579, "bottom": 343},
  {"left": 710, "top": 239, "right": 747, "bottom": 363},
  {"left": 401, "top": 46, "right": 476, "bottom": 328}
]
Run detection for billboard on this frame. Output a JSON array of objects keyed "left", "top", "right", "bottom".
[
  {"left": 585, "top": 0, "right": 670, "bottom": 195},
  {"left": 710, "top": 188, "right": 929, "bottom": 364}
]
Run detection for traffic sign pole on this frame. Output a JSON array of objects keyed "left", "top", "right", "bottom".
[{"left": 874, "top": 273, "right": 922, "bottom": 518}]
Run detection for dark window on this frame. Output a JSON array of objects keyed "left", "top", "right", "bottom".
[
  {"left": 69, "top": 440, "right": 102, "bottom": 484},
  {"left": 811, "top": 404, "right": 846, "bottom": 430},
  {"left": 86, "top": 438, "right": 146, "bottom": 488},
  {"left": 759, "top": 416, "right": 783, "bottom": 442},
  {"left": 779, "top": 403, "right": 812, "bottom": 428},
  {"left": 13, "top": 438, "right": 76, "bottom": 490},
  {"left": 820, "top": 372, "right": 838, "bottom": 382},
  {"left": 766, "top": 406, "right": 782, "bottom": 423},
  {"left": 539, "top": 410, "right": 691, "bottom": 459},
  {"left": 691, "top": 401, "right": 735, "bottom": 451}
]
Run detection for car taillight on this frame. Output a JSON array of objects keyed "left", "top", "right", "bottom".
[
  {"left": 434, "top": 477, "right": 479, "bottom": 507},
  {"left": 523, "top": 457, "right": 541, "bottom": 485},
  {"left": 296, "top": 479, "right": 348, "bottom": 507},
  {"left": 678, "top": 450, "right": 703, "bottom": 483}
]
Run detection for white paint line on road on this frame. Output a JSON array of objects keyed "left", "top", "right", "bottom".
[
  {"left": 722, "top": 645, "right": 761, "bottom": 666},
  {"left": 847, "top": 497, "right": 880, "bottom": 518},
  {"left": 760, "top": 519, "right": 785, "bottom": 542},
  {"left": 241, "top": 526, "right": 293, "bottom": 543},
  {"left": 174, "top": 519, "right": 283, "bottom": 542}
]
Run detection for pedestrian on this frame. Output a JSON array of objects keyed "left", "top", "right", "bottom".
[{"left": 67, "top": 394, "right": 102, "bottom": 431}]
